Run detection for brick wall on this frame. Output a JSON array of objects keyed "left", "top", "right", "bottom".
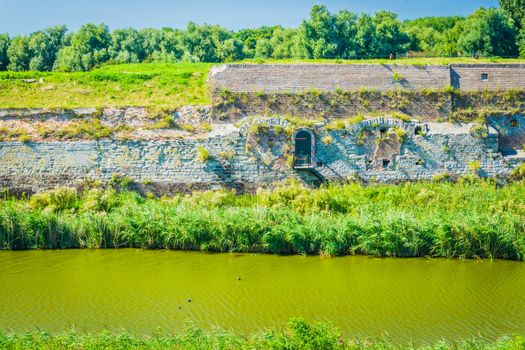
[
  {"left": 209, "top": 64, "right": 525, "bottom": 93},
  {"left": 209, "top": 64, "right": 451, "bottom": 93},
  {"left": 451, "top": 64, "right": 525, "bottom": 91}
]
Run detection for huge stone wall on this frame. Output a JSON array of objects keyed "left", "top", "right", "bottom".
[
  {"left": 1, "top": 116, "right": 523, "bottom": 193},
  {"left": 209, "top": 64, "right": 451, "bottom": 93},
  {"left": 451, "top": 64, "right": 525, "bottom": 91},
  {"left": 209, "top": 64, "right": 525, "bottom": 93}
]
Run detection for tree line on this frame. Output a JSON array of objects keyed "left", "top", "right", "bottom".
[{"left": 0, "top": 0, "right": 524, "bottom": 72}]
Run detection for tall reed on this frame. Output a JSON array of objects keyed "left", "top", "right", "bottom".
[{"left": 1, "top": 180, "right": 524, "bottom": 260}]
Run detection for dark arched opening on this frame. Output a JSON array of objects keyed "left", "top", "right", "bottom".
[{"left": 293, "top": 129, "right": 315, "bottom": 168}]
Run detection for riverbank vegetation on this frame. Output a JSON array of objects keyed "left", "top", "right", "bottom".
[
  {"left": 0, "top": 179, "right": 524, "bottom": 260},
  {"left": 1, "top": 1, "right": 525, "bottom": 74},
  {"left": 0, "top": 319, "right": 524, "bottom": 349}
]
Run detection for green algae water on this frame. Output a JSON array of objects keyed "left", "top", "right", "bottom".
[{"left": 0, "top": 250, "right": 524, "bottom": 344}]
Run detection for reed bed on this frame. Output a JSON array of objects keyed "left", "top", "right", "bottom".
[
  {"left": 0, "top": 319, "right": 524, "bottom": 350},
  {"left": 1, "top": 179, "right": 524, "bottom": 260}
]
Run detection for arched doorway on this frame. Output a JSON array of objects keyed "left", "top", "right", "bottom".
[{"left": 293, "top": 129, "right": 315, "bottom": 168}]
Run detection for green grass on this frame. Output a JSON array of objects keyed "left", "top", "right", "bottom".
[
  {"left": 2, "top": 58, "right": 525, "bottom": 109},
  {"left": 1, "top": 179, "right": 524, "bottom": 260},
  {"left": 0, "top": 319, "right": 523, "bottom": 349},
  {"left": 0, "top": 63, "right": 212, "bottom": 109},
  {"left": 240, "top": 57, "right": 525, "bottom": 65}
]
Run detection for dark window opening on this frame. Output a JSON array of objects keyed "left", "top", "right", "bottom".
[
  {"left": 382, "top": 159, "right": 391, "bottom": 169},
  {"left": 380, "top": 127, "right": 388, "bottom": 137},
  {"left": 510, "top": 119, "right": 519, "bottom": 128},
  {"left": 414, "top": 126, "right": 422, "bottom": 135},
  {"left": 481, "top": 73, "right": 489, "bottom": 81}
]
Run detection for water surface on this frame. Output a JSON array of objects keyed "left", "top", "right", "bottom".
[{"left": 0, "top": 250, "right": 524, "bottom": 344}]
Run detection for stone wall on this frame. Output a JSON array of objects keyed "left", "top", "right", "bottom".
[
  {"left": 209, "top": 64, "right": 451, "bottom": 93},
  {"left": 451, "top": 64, "right": 525, "bottom": 91},
  {"left": 209, "top": 64, "right": 525, "bottom": 93},
  {"left": 1, "top": 116, "right": 523, "bottom": 193}
]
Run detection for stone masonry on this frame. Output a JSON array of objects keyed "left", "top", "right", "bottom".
[
  {"left": 1, "top": 64, "right": 525, "bottom": 193},
  {"left": 209, "top": 64, "right": 525, "bottom": 92},
  {"left": 0, "top": 116, "right": 523, "bottom": 193}
]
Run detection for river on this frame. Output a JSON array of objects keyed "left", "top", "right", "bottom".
[{"left": 0, "top": 249, "right": 524, "bottom": 344}]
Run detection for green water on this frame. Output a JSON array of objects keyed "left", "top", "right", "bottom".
[{"left": 0, "top": 250, "right": 524, "bottom": 344}]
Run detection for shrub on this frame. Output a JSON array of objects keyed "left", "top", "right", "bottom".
[
  {"left": 510, "top": 163, "right": 525, "bottom": 180},
  {"left": 218, "top": 151, "right": 235, "bottom": 160},
  {"left": 29, "top": 187, "right": 78, "bottom": 212},
  {"left": 432, "top": 173, "right": 452, "bottom": 182},
  {"left": 150, "top": 115, "right": 174, "bottom": 129},
  {"left": 393, "top": 127, "right": 407, "bottom": 142},
  {"left": 322, "top": 136, "right": 333, "bottom": 145},
  {"left": 196, "top": 146, "right": 210, "bottom": 162},
  {"left": 468, "top": 160, "right": 482, "bottom": 174},
  {"left": 392, "top": 70, "right": 404, "bottom": 82},
  {"left": 326, "top": 120, "right": 346, "bottom": 131},
  {"left": 470, "top": 124, "right": 489, "bottom": 138}
]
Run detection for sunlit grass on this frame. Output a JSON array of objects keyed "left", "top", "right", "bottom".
[{"left": 0, "top": 63, "right": 212, "bottom": 109}]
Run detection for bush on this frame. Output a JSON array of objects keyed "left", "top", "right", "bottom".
[
  {"left": 197, "top": 146, "right": 210, "bottom": 162},
  {"left": 511, "top": 163, "right": 525, "bottom": 180},
  {"left": 29, "top": 187, "right": 78, "bottom": 212},
  {"left": 322, "top": 136, "right": 333, "bottom": 145}
]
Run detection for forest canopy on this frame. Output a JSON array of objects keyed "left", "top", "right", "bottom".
[{"left": 0, "top": 0, "right": 524, "bottom": 72}]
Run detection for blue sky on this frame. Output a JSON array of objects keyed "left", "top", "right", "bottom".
[{"left": 0, "top": 0, "right": 499, "bottom": 35}]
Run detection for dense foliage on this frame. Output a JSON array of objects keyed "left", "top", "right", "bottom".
[
  {"left": 1, "top": 179, "right": 524, "bottom": 260},
  {"left": 1, "top": 3, "right": 525, "bottom": 72},
  {"left": 0, "top": 319, "right": 524, "bottom": 349}
]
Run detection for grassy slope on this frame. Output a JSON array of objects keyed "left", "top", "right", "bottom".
[
  {"left": 1, "top": 180, "right": 524, "bottom": 260},
  {"left": 0, "top": 63, "right": 212, "bottom": 109},
  {"left": 1, "top": 58, "right": 525, "bottom": 109}
]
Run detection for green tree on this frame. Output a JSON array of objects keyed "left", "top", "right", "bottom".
[
  {"left": 181, "top": 23, "right": 234, "bottom": 62},
  {"left": 28, "top": 25, "right": 68, "bottom": 71},
  {"left": 404, "top": 16, "right": 463, "bottom": 54},
  {"left": 109, "top": 28, "right": 145, "bottom": 63},
  {"left": 234, "top": 26, "right": 276, "bottom": 58},
  {"left": 0, "top": 34, "right": 9, "bottom": 71},
  {"left": 372, "top": 11, "right": 411, "bottom": 57},
  {"left": 7, "top": 36, "right": 30, "bottom": 71},
  {"left": 140, "top": 28, "right": 183, "bottom": 63},
  {"left": 435, "top": 20, "right": 466, "bottom": 56},
  {"left": 355, "top": 14, "right": 378, "bottom": 58},
  {"left": 54, "top": 23, "right": 110, "bottom": 71},
  {"left": 255, "top": 38, "right": 272, "bottom": 58},
  {"left": 499, "top": 0, "right": 525, "bottom": 29},
  {"left": 518, "top": 28, "right": 525, "bottom": 57},
  {"left": 269, "top": 28, "right": 296, "bottom": 59},
  {"left": 457, "top": 8, "right": 517, "bottom": 57},
  {"left": 298, "top": 5, "right": 338, "bottom": 58},
  {"left": 334, "top": 10, "right": 358, "bottom": 58},
  {"left": 217, "top": 38, "right": 243, "bottom": 62}
]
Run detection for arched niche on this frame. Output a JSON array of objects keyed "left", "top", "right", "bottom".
[{"left": 292, "top": 128, "right": 316, "bottom": 169}]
